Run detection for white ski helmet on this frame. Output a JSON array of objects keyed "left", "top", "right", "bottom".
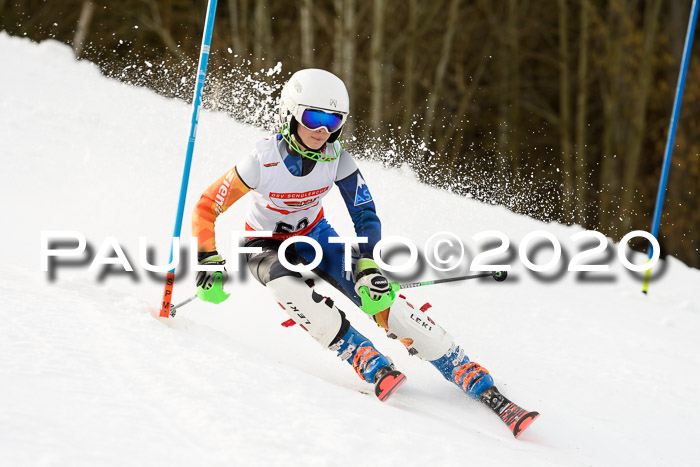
[{"left": 279, "top": 68, "right": 350, "bottom": 144}]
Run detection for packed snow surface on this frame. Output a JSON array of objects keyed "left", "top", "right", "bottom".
[{"left": 2, "top": 34, "right": 699, "bottom": 466}]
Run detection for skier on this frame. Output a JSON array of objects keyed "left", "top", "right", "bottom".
[{"left": 191, "top": 69, "right": 538, "bottom": 436}]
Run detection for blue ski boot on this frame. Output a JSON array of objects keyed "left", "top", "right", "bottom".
[
  {"left": 331, "top": 324, "right": 407, "bottom": 402},
  {"left": 430, "top": 345, "right": 494, "bottom": 399}
]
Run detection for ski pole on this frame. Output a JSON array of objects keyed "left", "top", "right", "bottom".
[
  {"left": 397, "top": 270, "right": 507, "bottom": 289},
  {"left": 359, "top": 271, "right": 507, "bottom": 315},
  {"left": 168, "top": 294, "right": 199, "bottom": 317},
  {"left": 172, "top": 271, "right": 506, "bottom": 317}
]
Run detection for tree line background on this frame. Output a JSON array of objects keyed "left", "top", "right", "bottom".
[{"left": 2, "top": 0, "right": 699, "bottom": 268}]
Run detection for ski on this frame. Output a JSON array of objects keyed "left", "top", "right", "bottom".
[
  {"left": 374, "top": 369, "right": 407, "bottom": 402},
  {"left": 480, "top": 386, "right": 539, "bottom": 438}
]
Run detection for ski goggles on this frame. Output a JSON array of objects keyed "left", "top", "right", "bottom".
[{"left": 295, "top": 106, "right": 347, "bottom": 133}]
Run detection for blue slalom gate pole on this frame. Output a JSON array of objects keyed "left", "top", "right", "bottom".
[
  {"left": 642, "top": 0, "right": 699, "bottom": 294},
  {"left": 160, "top": 0, "right": 218, "bottom": 317}
]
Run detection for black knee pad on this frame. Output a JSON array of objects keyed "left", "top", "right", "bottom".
[{"left": 245, "top": 238, "right": 302, "bottom": 285}]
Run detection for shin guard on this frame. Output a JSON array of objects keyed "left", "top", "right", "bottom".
[
  {"left": 375, "top": 294, "right": 454, "bottom": 361},
  {"left": 267, "top": 276, "right": 342, "bottom": 348},
  {"left": 373, "top": 294, "right": 493, "bottom": 399}
]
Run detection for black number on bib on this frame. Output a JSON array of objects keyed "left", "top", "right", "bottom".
[
  {"left": 274, "top": 218, "right": 309, "bottom": 234},
  {"left": 296, "top": 218, "right": 309, "bottom": 231}
]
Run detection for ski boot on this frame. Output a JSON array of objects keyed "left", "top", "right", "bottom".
[
  {"left": 331, "top": 324, "right": 406, "bottom": 402},
  {"left": 431, "top": 345, "right": 494, "bottom": 398},
  {"left": 431, "top": 345, "right": 539, "bottom": 437}
]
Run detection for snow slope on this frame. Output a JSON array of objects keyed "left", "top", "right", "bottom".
[{"left": 2, "top": 34, "right": 700, "bottom": 466}]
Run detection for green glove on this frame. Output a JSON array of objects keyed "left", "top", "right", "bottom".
[
  {"left": 354, "top": 258, "right": 397, "bottom": 315},
  {"left": 195, "top": 253, "right": 231, "bottom": 304}
]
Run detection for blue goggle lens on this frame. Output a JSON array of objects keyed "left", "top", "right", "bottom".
[{"left": 300, "top": 109, "right": 344, "bottom": 132}]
